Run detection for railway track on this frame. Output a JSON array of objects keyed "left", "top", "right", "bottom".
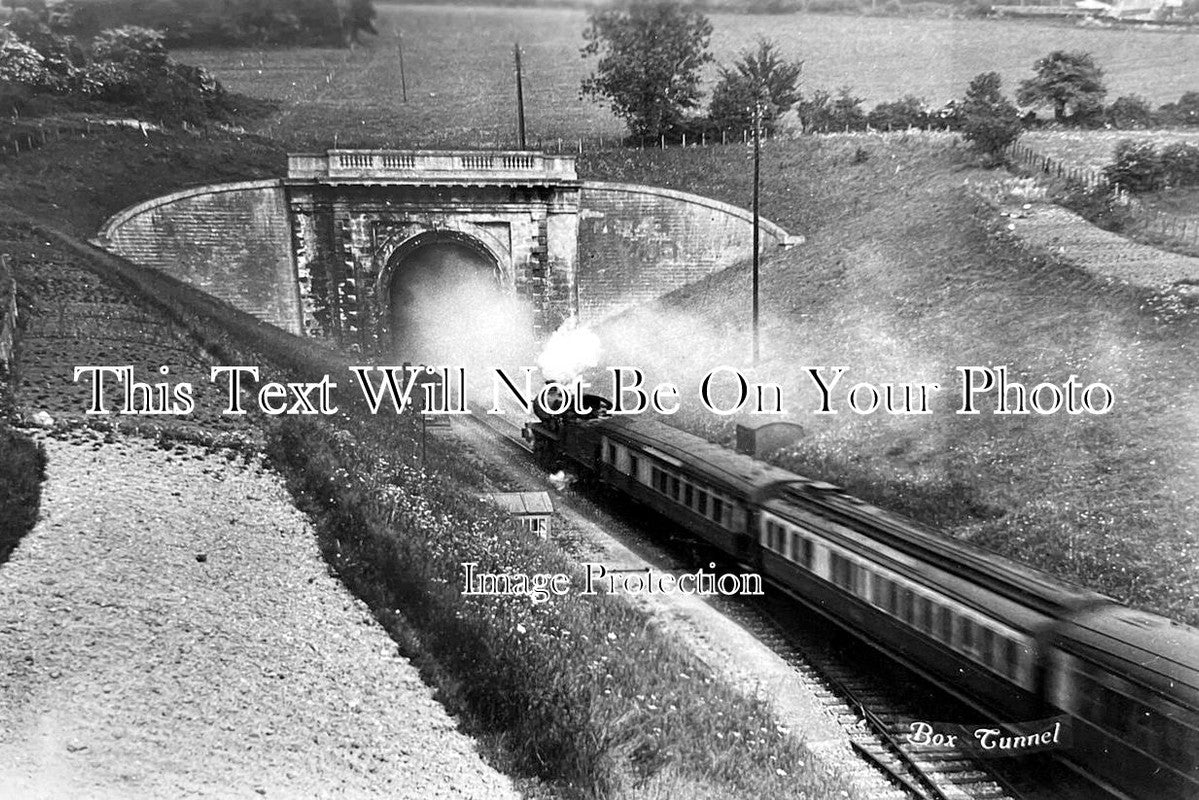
[
  {"left": 726, "top": 595, "right": 1026, "bottom": 800},
  {"left": 456, "top": 413, "right": 1096, "bottom": 800}
]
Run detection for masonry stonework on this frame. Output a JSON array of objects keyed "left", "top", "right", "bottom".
[
  {"left": 576, "top": 181, "right": 797, "bottom": 322},
  {"left": 96, "top": 180, "right": 302, "bottom": 334},
  {"left": 94, "top": 153, "right": 798, "bottom": 347},
  {"left": 283, "top": 184, "right": 579, "bottom": 349}
]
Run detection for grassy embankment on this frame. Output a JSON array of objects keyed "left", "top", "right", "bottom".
[
  {"left": 579, "top": 133, "right": 1199, "bottom": 627},
  {"left": 0, "top": 126, "right": 860, "bottom": 800}
]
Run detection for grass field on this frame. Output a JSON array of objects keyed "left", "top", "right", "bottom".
[
  {"left": 1023, "top": 129, "right": 1199, "bottom": 175},
  {"left": 177, "top": 2, "right": 1199, "bottom": 149}
]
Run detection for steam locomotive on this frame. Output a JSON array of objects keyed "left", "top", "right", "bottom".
[{"left": 526, "top": 395, "right": 1199, "bottom": 800}]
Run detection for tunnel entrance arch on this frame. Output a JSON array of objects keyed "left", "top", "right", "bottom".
[{"left": 382, "top": 230, "right": 505, "bottom": 356}]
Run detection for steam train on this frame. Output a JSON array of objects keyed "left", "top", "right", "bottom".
[{"left": 526, "top": 396, "right": 1199, "bottom": 800}]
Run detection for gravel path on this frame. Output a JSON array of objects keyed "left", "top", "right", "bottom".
[
  {"left": 0, "top": 428, "right": 519, "bottom": 800},
  {"left": 1003, "top": 202, "right": 1199, "bottom": 288}
]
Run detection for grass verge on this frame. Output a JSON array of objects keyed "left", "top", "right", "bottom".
[{"left": 264, "top": 411, "right": 855, "bottom": 799}]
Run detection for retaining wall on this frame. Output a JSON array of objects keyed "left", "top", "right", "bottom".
[
  {"left": 96, "top": 176, "right": 799, "bottom": 336},
  {"left": 577, "top": 181, "right": 798, "bottom": 321},
  {"left": 96, "top": 180, "right": 302, "bottom": 335}
]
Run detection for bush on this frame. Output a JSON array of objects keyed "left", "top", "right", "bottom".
[
  {"left": 89, "top": 25, "right": 168, "bottom": 69},
  {"left": 1103, "top": 140, "right": 1165, "bottom": 193},
  {"left": 866, "top": 95, "right": 930, "bottom": 130},
  {"left": 2, "top": 16, "right": 231, "bottom": 125},
  {"left": 54, "top": 0, "right": 377, "bottom": 47},
  {"left": 1161, "top": 141, "right": 1199, "bottom": 188},
  {"left": 1106, "top": 94, "right": 1156, "bottom": 129},
  {"left": 800, "top": 86, "right": 866, "bottom": 133},
  {"left": 1158, "top": 91, "right": 1199, "bottom": 127},
  {"left": 0, "top": 37, "right": 50, "bottom": 87}
]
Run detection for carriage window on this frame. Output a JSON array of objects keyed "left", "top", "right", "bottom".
[
  {"left": 959, "top": 617, "right": 975, "bottom": 653},
  {"left": 628, "top": 455, "right": 639, "bottom": 480},
  {"left": 917, "top": 596, "right": 933, "bottom": 632},
  {"left": 802, "top": 539, "right": 814, "bottom": 569},
  {"left": 938, "top": 608, "right": 953, "bottom": 643},
  {"left": 831, "top": 554, "right": 856, "bottom": 591},
  {"left": 696, "top": 491, "right": 708, "bottom": 515},
  {"left": 670, "top": 477, "right": 680, "bottom": 500},
  {"left": 1003, "top": 638, "right": 1020, "bottom": 678},
  {"left": 606, "top": 443, "right": 616, "bottom": 463},
  {"left": 683, "top": 484, "right": 693, "bottom": 507},
  {"left": 898, "top": 588, "right": 914, "bottom": 624},
  {"left": 979, "top": 627, "right": 996, "bottom": 666},
  {"left": 712, "top": 497, "right": 723, "bottom": 524}
]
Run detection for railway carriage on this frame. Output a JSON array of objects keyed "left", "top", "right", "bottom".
[
  {"left": 1046, "top": 606, "right": 1199, "bottom": 800},
  {"left": 524, "top": 404, "right": 1199, "bottom": 799}
]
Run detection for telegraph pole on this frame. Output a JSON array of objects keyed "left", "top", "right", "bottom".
[
  {"left": 397, "top": 31, "right": 408, "bottom": 103},
  {"left": 514, "top": 42, "right": 527, "bottom": 149},
  {"left": 752, "top": 97, "right": 762, "bottom": 365}
]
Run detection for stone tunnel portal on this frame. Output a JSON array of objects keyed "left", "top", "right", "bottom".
[{"left": 386, "top": 232, "right": 504, "bottom": 359}]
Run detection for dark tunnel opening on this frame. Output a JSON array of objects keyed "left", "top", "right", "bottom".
[{"left": 387, "top": 237, "right": 505, "bottom": 360}]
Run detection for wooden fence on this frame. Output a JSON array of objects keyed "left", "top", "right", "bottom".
[{"left": 1005, "top": 141, "right": 1199, "bottom": 247}]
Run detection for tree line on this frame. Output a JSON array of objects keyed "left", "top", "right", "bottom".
[{"left": 580, "top": 2, "right": 1198, "bottom": 160}]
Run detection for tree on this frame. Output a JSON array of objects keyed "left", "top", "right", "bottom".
[
  {"left": 707, "top": 38, "right": 802, "bottom": 135},
  {"left": 1106, "top": 94, "right": 1155, "bottom": 129},
  {"left": 959, "top": 72, "right": 1023, "bottom": 161},
  {"left": 1016, "top": 50, "right": 1106, "bottom": 125},
  {"left": 1104, "top": 140, "right": 1164, "bottom": 193},
  {"left": 798, "top": 86, "right": 865, "bottom": 133},
  {"left": 580, "top": 1, "right": 712, "bottom": 139},
  {"left": 866, "top": 95, "right": 930, "bottom": 131}
]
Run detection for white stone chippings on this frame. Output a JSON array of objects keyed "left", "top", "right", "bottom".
[{"left": 0, "top": 433, "right": 519, "bottom": 800}]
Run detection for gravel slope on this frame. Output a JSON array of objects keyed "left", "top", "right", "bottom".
[{"left": 0, "top": 428, "right": 519, "bottom": 800}]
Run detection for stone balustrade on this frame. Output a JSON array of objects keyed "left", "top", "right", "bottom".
[{"left": 287, "top": 150, "right": 578, "bottom": 185}]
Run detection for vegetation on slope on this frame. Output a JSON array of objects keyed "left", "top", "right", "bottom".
[
  {"left": 580, "top": 133, "right": 1199, "bottom": 626},
  {"left": 1, "top": 128, "right": 861, "bottom": 800}
]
